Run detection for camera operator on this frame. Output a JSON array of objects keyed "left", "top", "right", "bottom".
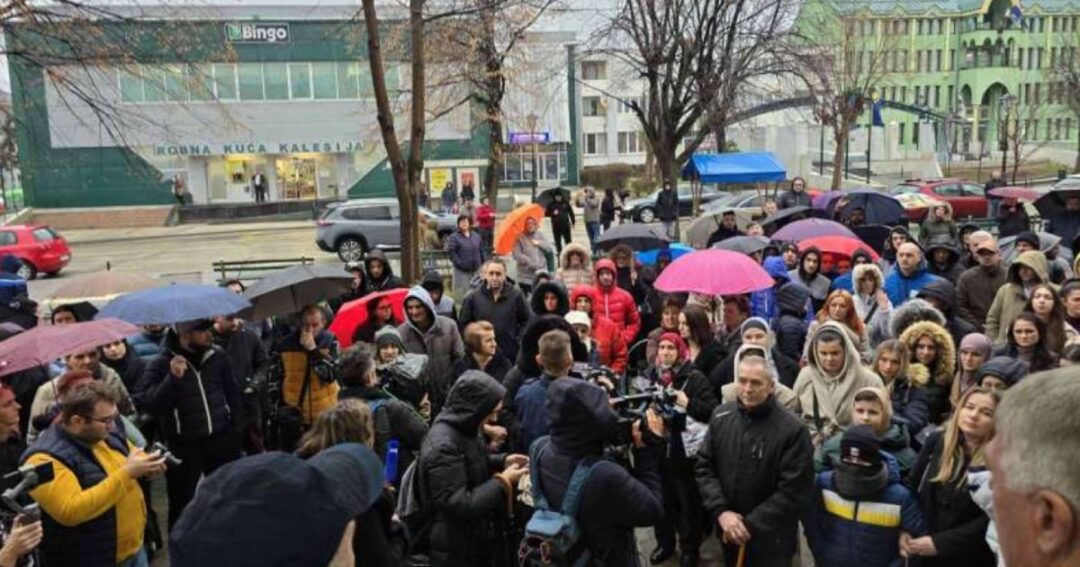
[
  {"left": 644, "top": 332, "right": 718, "bottom": 566},
  {"left": 0, "top": 383, "right": 41, "bottom": 567},
  {"left": 23, "top": 381, "right": 167, "bottom": 567},
  {"left": 532, "top": 378, "right": 665, "bottom": 566},
  {"left": 695, "top": 352, "right": 814, "bottom": 567}
]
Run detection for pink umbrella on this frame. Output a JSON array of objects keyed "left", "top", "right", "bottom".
[
  {"left": 655, "top": 250, "right": 775, "bottom": 295},
  {"left": 988, "top": 186, "right": 1043, "bottom": 202},
  {"left": 0, "top": 318, "right": 140, "bottom": 378},
  {"left": 771, "top": 218, "right": 857, "bottom": 241}
]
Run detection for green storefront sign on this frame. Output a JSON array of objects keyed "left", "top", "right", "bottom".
[{"left": 225, "top": 22, "right": 290, "bottom": 44}]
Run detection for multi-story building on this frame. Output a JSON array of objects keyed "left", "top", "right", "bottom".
[{"left": 575, "top": 55, "right": 650, "bottom": 168}]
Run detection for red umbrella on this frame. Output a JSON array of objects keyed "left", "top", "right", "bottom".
[
  {"left": 0, "top": 318, "right": 140, "bottom": 378},
  {"left": 988, "top": 186, "right": 1043, "bottom": 202},
  {"left": 655, "top": 250, "right": 774, "bottom": 295},
  {"left": 800, "top": 235, "right": 881, "bottom": 261},
  {"left": 330, "top": 288, "right": 410, "bottom": 348}
]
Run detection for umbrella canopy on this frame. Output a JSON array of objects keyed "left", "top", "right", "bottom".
[
  {"left": 0, "top": 318, "right": 140, "bottom": 378},
  {"left": 49, "top": 271, "right": 160, "bottom": 304},
  {"left": 711, "top": 235, "right": 771, "bottom": 255},
  {"left": 799, "top": 235, "right": 881, "bottom": 261},
  {"left": 851, "top": 225, "right": 893, "bottom": 256},
  {"left": 595, "top": 224, "right": 671, "bottom": 252},
  {"left": 812, "top": 191, "right": 845, "bottom": 211},
  {"left": 494, "top": 204, "right": 544, "bottom": 255},
  {"left": 771, "top": 218, "right": 857, "bottom": 242},
  {"left": 96, "top": 284, "right": 251, "bottom": 325},
  {"left": 989, "top": 186, "right": 1042, "bottom": 202},
  {"left": 636, "top": 243, "right": 694, "bottom": 266},
  {"left": 834, "top": 191, "right": 906, "bottom": 226},
  {"left": 243, "top": 264, "right": 354, "bottom": 320},
  {"left": 760, "top": 206, "right": 819, "bottom": 228},
  {"left": 1034, "top": 184, "right": 1080, "bottom": 217},
  {"left": 535, "top": 187, "right": 572, "bottom": 209},
  {"left": 685, "top": 210, "right": 757, "bottom": 249},
  {"left": 328, "top": 288, "right": 410, "bottom": 348},
  {"left": 655, "top": 249, "right": 774, "bottom": 295}
]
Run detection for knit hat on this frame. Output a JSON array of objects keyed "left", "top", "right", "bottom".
[
  {"left": 1015, "top": 231, "right": 1041, "bottom": 250},
  {"left": 657, "top": 332, "right": 689, "bottom": 363},
  {"left": 564, "top": 310, "right": 591, "bottom": 332},
  {"left": 840, "top": 425, "right": 883, "bottom": 469},
  {"left": 976, "top": 356, "right": 1030, "bottom": 389},
  {"left": 959, "top": 333, "right": 992, "bottom": 359},
  {"left": 374, "top": 326, "right": 405, "bottom": 352},
  {"left": 740, "top": 317, "right": 770, "bottom": 337}
]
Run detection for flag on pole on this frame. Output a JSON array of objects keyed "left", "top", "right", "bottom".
[
  {"left": 872, "top": 99, "right": 885, "bottom": 127},
  {"left": 1009, "top": 4, "right": 1024, "bottom": 27}
]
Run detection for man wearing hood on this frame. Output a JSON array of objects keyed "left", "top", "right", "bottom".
[
  {"left": 137, "top": 319, "right": 242, "bottom": 527},
  {"left": 985, "top": 250, "right": 1056, "bottom": 342},
  {"left": 399, "top": 286, "right": 464, "bottom": 416},
  {"left": 788, "top": 247, "right": 831, "bottom": 311},
  {"left": 751, "top": 256, "right": 790, "bottom": 322},
  {"left": 884, "top": 243, "right": 941, "bottom": 307},
  {"left": 916, "top": 279, "right": 978, "bottom": 347},
  {"left": 420, "top": 270, "right": 457, "bottom": 319},
  {"left": 806, "top": 425, "right": 925, "bottom": 567},
  {"left": 956, "top": 234, "right": 1007, "bottom": 331},
  {"left": 364, "top": 249, "right": 405, "bottom": 292},
  {"left": 774, "top": 282, "right": 812, "bottom": 363},
  {"left": 418, "top": 371, "right": 528, "bottom": 566},
  {"left": 211, "top": 313, "right": 270, "bottom": 454},
  {"left": 696, "top": 351, "right": 814, "bottom": 567},
  {"left": 555, "top": 242, "right": 593, "bottom": 288},
  {"left": 460, "top": 259, "right": 531, "bottom": 363},
  {"left": 328, "top": 262, "right": 369, "bottom": 314},
  {"left": 532, "top": 379, "right": 666, "bottom": 566},
  {"left": 529, "top": 280, "right": 570, "bottom": 318},
  {"left": 590, "top": 259, "right": 641, "bottom": 346},
  {"left": 925, "top": 239, "right": 964, "bottom": 283}
]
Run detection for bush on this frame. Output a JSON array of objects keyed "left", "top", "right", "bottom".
[{"left": 580, "top": 163, "right": 644, "bottom": 191}]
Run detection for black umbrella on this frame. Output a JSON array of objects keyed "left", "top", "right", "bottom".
[
  {"left": 243, "top": 264, "right": 354, "bottom": 319},
  {"left": 760, "top": 206, "right": 819, "bottom": 228},
  {"left": 851, "top": 224, "right": 893, "bottom": 256},
  {"left": 535, "top": 187, "right": 572, "bottom": 209},
  {"left": 1034, "top": 183, "right": 1080, "bottom": 217},
  {"left": 711, "top": 235, "right": 770, "bottom": 255},
  {"left": 595, "top": 224, "right": 670, "bottom": 252}
]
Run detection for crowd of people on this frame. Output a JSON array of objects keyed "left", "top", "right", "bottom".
[{"left": 0, "top": 177, "right": 1078, "bottom": 567}]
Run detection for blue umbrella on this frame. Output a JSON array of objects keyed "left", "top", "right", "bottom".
[
  {"left": 95, "top": 283, "right": 251, "bottom": 325},
  {"left": 636, "top": 243, "right": 693, "bottom": 266}
]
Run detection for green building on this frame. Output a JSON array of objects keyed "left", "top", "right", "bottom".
[
  {"left": 801, "top": 0, "right": 1080, "bottom": 155},
  {"left": 4, "top": 5, "right": 492, "bottom": 208}
]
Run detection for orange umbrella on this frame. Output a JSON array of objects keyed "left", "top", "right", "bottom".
[{"left": 494, "top": 203, "right": 544, "bottom": 255}]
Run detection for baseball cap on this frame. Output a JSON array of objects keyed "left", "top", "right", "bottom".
[{"left": 840, "top": 425, "right": 883, "bottom": 469}]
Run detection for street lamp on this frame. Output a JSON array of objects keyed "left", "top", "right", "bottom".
[{"left": 527, "top": 112, "right": 539, "bottom": 202}]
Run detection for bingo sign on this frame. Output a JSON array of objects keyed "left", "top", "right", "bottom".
[{"left": 225, "top": 23, "right": 291, "bottom": 44}]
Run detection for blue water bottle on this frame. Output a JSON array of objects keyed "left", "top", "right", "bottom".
[{"left": 384, "top": 439, "right": 400, "bottom": 484}]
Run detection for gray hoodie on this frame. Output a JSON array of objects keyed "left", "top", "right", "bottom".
[{"left": 398, "top": 286, "right": 464, "bottom": 413}]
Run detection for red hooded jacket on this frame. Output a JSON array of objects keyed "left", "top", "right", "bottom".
[
  {"left": 590, "top": 259, "right": 641, "bottom": 345},
  {"left": 569, "top": 286, "right": 629, "bottom": 373}
]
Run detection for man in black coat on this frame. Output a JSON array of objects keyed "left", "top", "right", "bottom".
[
  {"left": 459, "top": 260, "right": 532, "bottom": 363},
  {"left": 365, "top": 249, "right": 405, "bottom": 292},
  {"left": 695, "top": 353, "right": 814, "bottom": 567},
  {"left": 656, "top": 181, "right": 680, "bottom": 239},
  {"left": 706, "top": 211, "right": 745, "bottom": 248},
  {"left": 545, "top": 192, "right": 576, "bottom": 256},
  {"left": 533, "top": 378, "right": 665, "bottom": 566},
  {"left": 137, "top": 320, "right": 242, "bottom": 527},
  {"left": 212, "top": 315, "right": 270, "bottom": 454},
  {"left": 417, "top": 371, "right": 528, "bottom": 566}
]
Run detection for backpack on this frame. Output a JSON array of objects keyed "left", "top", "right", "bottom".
[{"left": 518, "top": 436, "right": 598, "bottom": 567}]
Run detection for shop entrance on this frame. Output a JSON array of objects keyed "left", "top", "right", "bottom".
[{"left": 276, "top": 157, "right": 318, "bottom": 200}]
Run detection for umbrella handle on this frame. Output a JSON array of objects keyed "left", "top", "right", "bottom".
[{"left": 736, "top": 543, "right": 746, "bottom": 567}]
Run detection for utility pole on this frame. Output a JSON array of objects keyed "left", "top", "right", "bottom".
[{"left": 527, "top": 113, "right": 539, "bottom": 202}]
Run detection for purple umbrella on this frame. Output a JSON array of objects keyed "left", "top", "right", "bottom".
[
  {"left": 0, "top": 318, "right": 140, "bottom": 378},
  {"left": 655, "top": 249, "right": 774, "bottom": 295},
  {"left": 812, "top": 191, "right": 845, "bottom": 211},
  {"left": 771, "top": 218, "right": 857, "bottom": 241}
]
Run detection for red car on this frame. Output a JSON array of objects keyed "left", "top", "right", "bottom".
[
  {"left": 0, "top": 225, "right": 72, "bottom": 279},
  {"left": 890, "top": 178, "right": 989, "bottom": 220}
]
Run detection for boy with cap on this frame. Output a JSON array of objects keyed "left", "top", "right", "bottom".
[{"left": 806, "top": 424, "right": 926, "bottom": 567}]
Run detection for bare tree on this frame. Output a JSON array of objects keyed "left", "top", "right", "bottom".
[
  {"left": 1050, "top": 33, "right": 1080, "bottom": 172},
  {"left": 1002, "top": 97, "right": 1049, "bottom": 184}
]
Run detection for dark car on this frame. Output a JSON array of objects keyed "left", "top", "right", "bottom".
[
  {"left": 890, "top": 178, "right": 989, "bottom": 220},
  {"left": 316, "top": 199, "right": 456, "bottom": 262},
  {"left": 0, "top": 225, "right": 72, "bottom": 279},
  {"left": 624, "top": 184, "right": 723, "bottom": 222}
]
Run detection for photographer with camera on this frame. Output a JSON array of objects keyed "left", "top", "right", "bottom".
[
  {"left": 644, "top": 333, "right": 718, "bottom": 566},
  {"left": 23, "top": 381, "right": 168, "bottom": 567},
  {"left": 695, "top": 351, "right": 814, "bottom": 567},
  {"left": 0, "top": 382, "right": 41, "bottom": 567}
]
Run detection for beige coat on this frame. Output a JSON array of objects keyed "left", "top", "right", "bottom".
[{"left": 27, "top": 365, "right": 135, "bottom": 443}]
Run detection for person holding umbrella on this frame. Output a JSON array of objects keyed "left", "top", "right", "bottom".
[
  {"left": 212, "top": 314, "right": 270, "bottom": 455},
  {"left": 1043, "top": 193, "right": 1080, "bottom": 242}
]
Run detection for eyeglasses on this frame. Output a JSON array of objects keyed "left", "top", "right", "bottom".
[{"left": 80, "top": 413, "right": 118, "bottom": 426}]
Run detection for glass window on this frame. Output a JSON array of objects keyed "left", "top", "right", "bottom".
[
  {"left": 119, "top": 69, "right": 143, "bottom": 103},
  {"left": 31, "top": 228, "right": 55, "bottom": 242},
  {"left": 213, "top": 64, "right": 237, "bottom": 100},
  {"left": 358, "top": 64, "right": 374, "bottom": 98},
  {"left": 581, "top": 61, "right": 606, "bottom": 80},
  {"left": 163, "top": 65, "right": 187, "bottom": 101},
  {"left": 504, "top": 153, "right": 522, "bottom": 181},
  {"left": 238, "top": 63, "right": 264, "bottom": 100},
  {"left": 962, "top": 184, "right": 985, "bottom": 196},
  {"left": 187, "top": 64, "right": 213, "bottom": 101},
  {"left": 933, "top": 183, "right": 962, "bottom": 197},
  {"left": 337, "top": 62, "right": 360, "bottom": 99},
  {"left": 263, "top": 63, "right": 289, "bottom": 100},
  {"left": 0, "top": 231, "right": 16, "bottom": 246},
  {"left": 583, "top": 97, "right": 602, "bottom": 117},
  {"left": 288, "top": 63, "right": 311, "bottom": 99},
  {"left": 143, "top": 66, "right": 167, "bottom": 102},
  {"left": 342, "top": 206, "right": 392, "bottom": 220},
  {"left": 312, "top": 62, "right": 337, "bottom": 99}
]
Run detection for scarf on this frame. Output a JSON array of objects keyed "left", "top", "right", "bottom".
[{"left": 834, "top": 460, "right": 890, "bottom": 500}]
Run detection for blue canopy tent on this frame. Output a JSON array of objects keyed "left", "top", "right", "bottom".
[{"left": 680, "top": 152, "right": 787, "bottom": 184}]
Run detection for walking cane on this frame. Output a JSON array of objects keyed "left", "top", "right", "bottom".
[{"left": 736, "top": 543, "right": 746, "bottom": 567}]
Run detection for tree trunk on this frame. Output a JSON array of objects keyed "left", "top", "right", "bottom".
[
  {"left": 714, "top": 125, "right": 727, "bottom": 153},
  {"left": 830, "top": 124, "right": 846, "bottom": 190},
  {"left": 478, "top": 2, "right": 504, "bottom": 209},
  {"left": 1075, "top": 124, "right": 1080, "bottom": 172},
  {"left": 656, "top": 144, "right": 680, "bottom": 240}
]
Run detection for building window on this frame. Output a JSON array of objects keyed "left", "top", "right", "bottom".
[
  {"left": 617, "top": 131, "right": 644, "bottom": 154},
  {"left": 582, "top": 96, "right": 603, "bottom": 117},
  {"left": 288, "top": 63, "right": 311, "bottom": 99},
  {"left": 935, "top": 49, "right": 942, "bottom": 72},
  {"left": 1034, "top": 83, "right": 1041, "bottom": 104},
  {"left": 617, "top": 97, "right": 641, "bottom": 113},
  {"left": 238, "top": 63, "right": 264, "bottom": 100},
  {"left": 934, "top": 85, "right": 941, "bottom": 107},
  {"left": 916, "top": 50, "right": 924, "bottom": 72},
  {"left": 899, "top": 122, "right": 906, "bottom": 144},
  {"left": 1018, "top": 47, "right": 1025, "bottom": 69},
  {"left": 581, "top": 61, "right": 606, "bottom": 81},
  {"left": 900, "top": 85, "right": 907, "bottom": 103},
  {"left": 263, "top": 63, "right": 289, "bottom": 100},
  {"left": 119, "top": 69, "right": 144, "bottom": 103},
  {"left": 336, "top": 62, "right": 360, "bottom": 99},
  {"left": 947, "top": 85, "right": 954, "bottom": 108},
  {"left": 213, "top": 64, "right": 237, "bottom": 100},
  {"left": 584, "top": 133, "right": 607, "bottom": 155},
  {"left": 913, "top": 121, "right": 920, "bottom": 145},
  {"left": 1067, "top": 118, "right": 1073, "bottom": 140},
  {"left": 312, "top": 62, "right": 338, "bottom": 99}
]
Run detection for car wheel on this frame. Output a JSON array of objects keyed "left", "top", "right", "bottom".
[
  {"left": 336, "top": 237, "right": 366, "bottom": 262},
  {"left": 16, "top": 260, "right": 36, "bottom": 280},
  {"left": 638, "top": 207, "right": 656, "bottom": 223}
]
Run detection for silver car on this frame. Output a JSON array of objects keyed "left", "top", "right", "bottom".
[{"left": 316, "top": 198, "right": 457, "bottom": 262}]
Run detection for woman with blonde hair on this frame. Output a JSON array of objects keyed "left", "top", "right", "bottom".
[
  {"left": 872, "top": 339, "right": 932, "bottom": 437},
  {"left": 904, "top": 387, "right": 999, "bottom": 567},
  {"left": 804, "top": 289, "right": 871, "bottom": 363}
]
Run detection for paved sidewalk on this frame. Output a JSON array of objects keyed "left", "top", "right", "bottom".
[{"left": 62, "top": 220, "right": 316, "bottom": 245}]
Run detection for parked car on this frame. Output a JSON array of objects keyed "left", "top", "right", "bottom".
[
  {"left": 624, "top": 184, "right": 724, "bottom": 222},
  {"left": 0, "top": 225, "right": 72, "bottom": 279},
  {"left": 701, "top": 190, "right": 770, "bottom": 218},
  {"left": 316, "top": 198, "right": 457, "bottom": 262},
  {"left": 890, "top": 178, "right": 989, "bottom": 219}
]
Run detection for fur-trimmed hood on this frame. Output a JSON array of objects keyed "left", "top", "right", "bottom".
[
  {"left": 926, "top": 200, "right": 954, "bottom": 222},
  {"left": 888, "top": 298, "right": 946, "bottom": 339},
  {"left": 852, "top": 263, "right": 883, "bottom": 293},
  {"left": 898, "top": 320, "right": 956, "bottom": 386},
  {"left": 558, "top": 242, "right": 593, "bottom": 271}
]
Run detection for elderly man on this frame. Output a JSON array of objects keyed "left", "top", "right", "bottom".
[
  {"left": 987, "top": 368, "right": 1080, "bottom": 567},
  {"left": 955, "top": 232, "right": 1007, "bottom": 331},
  {"left": 883, "top": 243, "right": 940, "bottom": 307}
]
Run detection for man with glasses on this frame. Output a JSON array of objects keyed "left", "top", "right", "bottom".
[
  {"left": 24, "top": 381, "right": 168, "bottom": 567},
  {"left": 956, "top": 231, "right": 1007, "bottom": 332}
]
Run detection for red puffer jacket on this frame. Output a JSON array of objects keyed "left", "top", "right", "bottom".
[
  {"left": 570, "top": 286, "right": 630, "bottom": 373},
  {"left": 590, "top": 259, "right": 641, "bottom": 345}
]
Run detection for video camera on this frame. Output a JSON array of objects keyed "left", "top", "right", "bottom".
[
  {"left": 150, "top": 442, "right": 183, "bottom": 467},
  {"left": 2, "top": 462, "right": 54, "bottom": 522}
]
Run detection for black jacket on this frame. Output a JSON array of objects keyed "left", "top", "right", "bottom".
[
  {"left": 778, "top": 190, "right": 812, "bottom": 210},
  {"left": 706, "top": 225, "right": 745, "bottom": 248},
  {"left": 907, "top": 431, "right": 995, "bottom": 567},
  {"left": 644, "top": 363, "right": 718, "bottom": 465},
  {"left": 448, "top": 352, "right": 512, "bottom": 386},
  {"left": 353, "top": 489, "right": 406, "bottom": 567},
  {"left": 695, "top": 397, "right": 815, "bottom": 564},
  {"left": 459, "top": 284, "right": 532, "bottom": 364},
  {"left": 890, "top": 373, "right": 932, "bottom": 438},
  {"left": 690, "top": 339, "right": 726, "bottom": 378},
  {"left": 708, "top": 347, "right": 800, "bottom": 391},
  {"left": 774, "top": 283, "right": 810, "bottom": 363},
  {"left": 545, "top": 200, "right": 576, "bottom": 229},
  {"left": 100, "top": 340, "right": 146, "bottom": 396},
  {"left": 3, "top": 365, "right": 49, "bottom": 437},
  {"left": 339, "top": 385, "right": 428, "bottom": 483},
  {"left": 365, "top": 249, "right": 406, "bottom": 292},
  {"left": 536, "top": 379, "right": 664, "bottom": 566},
  {"left": 418, "top": 371, "right": 509, "bottom": 566},
  {"left": 136, "top": 331, "right": 241, "bottom": 440},
  {"left": 916, "top": 279, "right": 978, "bottom": 347},
  {"left": 656, "top": 189, "right": 679, "bottom": 222}
]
